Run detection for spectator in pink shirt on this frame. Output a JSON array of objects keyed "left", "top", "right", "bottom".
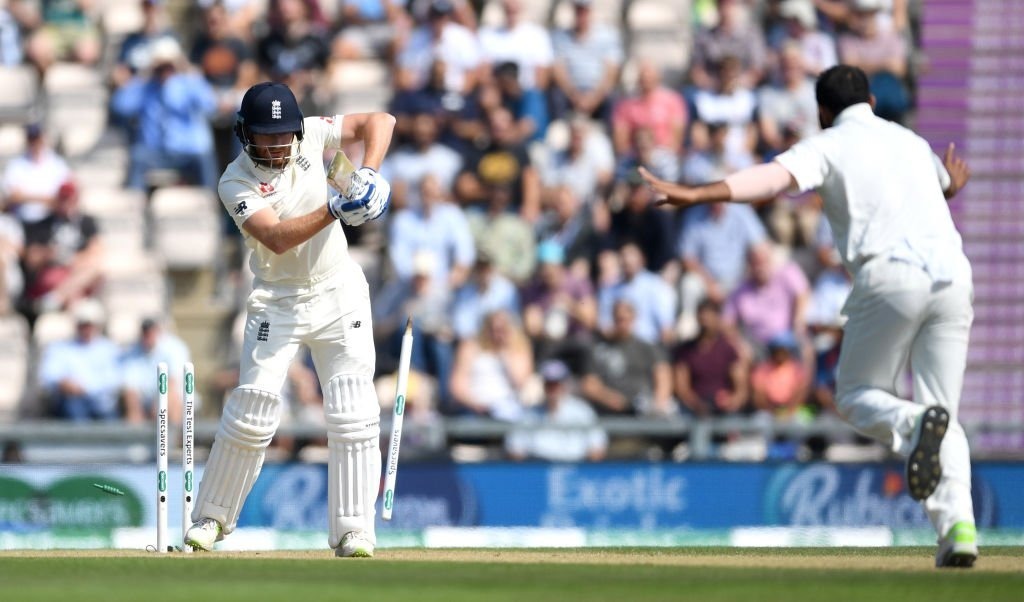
[
  {"left": 612, "top": 60, "right": 687, "bottom": 156},
  {"left": 724, "top": 242, "right": 810, "bottom": 351}
]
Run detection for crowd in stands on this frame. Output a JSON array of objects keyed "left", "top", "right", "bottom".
[{"left": 0, "top": 0, "right": 921, "bottom": 462}]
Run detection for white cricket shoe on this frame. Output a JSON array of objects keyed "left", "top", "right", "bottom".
[
  {"left": 335, "top": 532, "right": 374, "bottom": 558},
  {"left": 185, "top": 517, "right": 223, "bottom": 551},
  {"left": 936, "top": 522, "right": 978, "bottom": 568},
  {"left": 906, "top": 406, "right": 949, "bottom": 501}
]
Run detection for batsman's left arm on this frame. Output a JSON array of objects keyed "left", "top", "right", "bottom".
[{"left": 341, "top": 112, "right": 397, "bottom": 170}]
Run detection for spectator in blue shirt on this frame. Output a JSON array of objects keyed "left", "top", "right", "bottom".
[
  {"left": 111, "top": 37, "right": 219, "bottom": 191},
  {"left": 120, "top": 317, "right": 192, "bottom": 424},
  {"left": 39, "top": 299, "right": 122, "bottom": 421},
  {"left": 493, "top": 61, "right": 548, "bottom": 144},
  {"left": 388, "top": 174, "right": 476, "bottom": 290},
  {"left": 676, "top": 202, "right": 766, "bottom": 340},
  {"left": 451, "top": 250, "right": 520, "bottom": 340},
  {"left": 597, "top": 243, "right": 676, "bottom": 345}
]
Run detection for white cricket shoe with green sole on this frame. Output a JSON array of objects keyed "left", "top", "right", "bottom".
[
  {"left": 185, "top": 517, "right": 223, "bottom": 551},
  {"left": 335, "top": 532, "right": 374, "bottom": 558}
]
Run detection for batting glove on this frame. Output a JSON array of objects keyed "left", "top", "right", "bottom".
[{"left": 327, "top": 167, "right": 391, "bottom": 227}]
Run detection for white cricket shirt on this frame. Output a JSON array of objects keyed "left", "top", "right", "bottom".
[
  {"left": 775, "top": 103, "right": 967, "bottom": 282},
  {"left": 219, "top": 116, "right": 349, "bottom": 285}
]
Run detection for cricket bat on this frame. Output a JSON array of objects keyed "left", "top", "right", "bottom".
[{"left": 327, "top": 151, "right": 357, "bottom": 196}]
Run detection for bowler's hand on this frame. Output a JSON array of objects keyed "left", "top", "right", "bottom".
[
  {"left": 638, "top": 167, "right": 695, "bottom": 207},
  {"left": 942, "top": 142, "right": 970, "bottom": 199}
]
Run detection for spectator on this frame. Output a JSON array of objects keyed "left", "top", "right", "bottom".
[
  {"left": 689, "top": 0, "right": 766, "bottom": 90},
  {"left": 758, "top": 41, "right": 819, "bottom": 156},
  {"left": 0, "top": 2, "right": 26, "bottom": 66},
  {"left": 681, "top": 121, "right": 755, "bottom": 186},
  {"left": 389, "top": 59, "right": 469, "bottom": 149},
  {"left": 692, "top": 56, "right": 758, "bottom": 157},
  {"left": 190, "top": 1, "right": 260, "bottom": 171},
  {"left": 332, "top": 0, "right": 410, "bottom": 61},
  {"left": 676, "top": 202, "right": 766, "bottom": 339},
  {"left": 112, "top": 0, "right": 177, "bottom": 86},
  {"left": 24, "top": 0, "right": 101, "bottom": 77},
  {"left": 505, "top": 359, "right": 607, "bottom": 462},
  {"left": 0, "top": 204, "right": 23, "bottom": 314},
  {"left": 256, "top": 0, "right": 331, "bottom": 111},
  {"left": 380, "top": 113, "right": 463, "bottom": 209},
  {"left": 535, "top": 185, "right": 603, "bottom": 279},
  {"left": 464, "top": 182, "right": 536, "bottom": 283},
  {"left": 456, "top": 107, "right": 542, "bottom": 222},
  {"left": 612, "top": 59, "right": 687, "bottom": 157},
  {"left": 673, "top": 299, "right": 749, "bottom": 418},
  {"left": 111, "top": 38, "right": 219, "bottom": 191},
  {"left": 387, "top": 174, "right": 475, "bottom": 289},
  {"left": 540, "top": 117, "right": 614, "bottom": 204},
  {"left": 478, "top": 0, "right": 554, "bottom": 90},
  {"left": 774, "top": 0, "right": 837, "bottom": 76},
  {"left": 374, "top": 250, "right": 457, "bottom": 411},
  {"left": 581, "top": 299, "right": 673, "bottom": 416},
  {"left": 550, "top": 0, "right": 623, "bottom": 121},
  {"left": 120, "top": 318, "right": 192, "bottom": 424},
  {"left": 750, "top": 331, "right": 810, "bottom": 418},
  {"left": 521, "top": 240, "right": 597, "bottom": 371},
  {"left": 20, "top": 180, "right": 102, "bottom": 316},
  {"left": 608, "top": 174, "right": 677, "bottom": 274},
  {"left": 451, "top": 249, "right": 520, "bottom": 340},
  {"left": 449, "top": 309, "right": 534, "bottom": 420},
  {"left": 39, "top": 299, "right": 121, "bottom": 421},
  {"left": 396, "top": 0, "right": 482, "bottom": 95},
  {"left": 596, "top": 243, "right": 676, "bottom": 345},
  {"left": 2, "top": 123, "right": 69, "bottom": 224},
  {"left": 493, "top": 61, "right": 549, "bottom": 143},
  {"left": 724, "top": 242, "right": 811, "bottom": 352},
  {"left": 837, "top": 0, "right": 909, "bottom": 122}
]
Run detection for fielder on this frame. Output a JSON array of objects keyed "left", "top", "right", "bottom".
[
  {"left": 185, "top": 82, "right": 394, "bottom": 557},
  {"left": 641, "top": 66, "right": 977, "bottom": 568}
]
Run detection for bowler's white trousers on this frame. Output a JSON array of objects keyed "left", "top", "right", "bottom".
[{"left": 836, "top": 254, "right": 974, "bottom": 539}]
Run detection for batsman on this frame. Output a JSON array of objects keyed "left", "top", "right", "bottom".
[{"left": 185, "top": 82, "right": 394, "bottom": 557}]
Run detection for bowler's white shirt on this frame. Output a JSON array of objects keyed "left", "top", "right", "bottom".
[
  {"left": 219, "top": 116, "right": 350, "bottom": 286},
  {"left": 775, "top": 103, "right": 965, "bottom": 281}
]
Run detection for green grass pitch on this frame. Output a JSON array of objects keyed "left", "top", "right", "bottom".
[{"left": 2, "top": 547, "right": 1023, "bottom": 602}]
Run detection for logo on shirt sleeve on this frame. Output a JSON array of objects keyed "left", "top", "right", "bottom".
[
  {"left": 257, "top": 320, "right": 270, "bottom": 342},
  {"left": 233, "top": 201, "right": 248, "bottom": 216}
]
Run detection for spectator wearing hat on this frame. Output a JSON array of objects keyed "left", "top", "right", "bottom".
[
  {"left": 750, "top": 331, "right": 810, "bottom": 418},
  {"left": 505, "top": 359, "right": 607, "bottom": 462},
  {"left": 120, "top": 318, "right": 192, "bottom": 424},
  {"left": 451, "top": 248, "right": 520, "bottom": 340},
  {"left": 39, "top": 299, "right": 122, "bottom": 421},
  {"left": 396, "top": 0, "right": 483, "bottom": 94},
  {"left": 111, "top": 37, "right": 219, "bottom": 191},
  {"left": 581, "top": 298, "right": 673, "bottom": 416},
  {"left": 2, "top": 123, "right": 70, "bottom": 224},
  {"left": 20, "top": 179, "right": 102, "bottom": 317},
  {"left": 550, "top": 0, "right": 622, "bottom": 122}
]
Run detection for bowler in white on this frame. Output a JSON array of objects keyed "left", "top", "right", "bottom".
[{"left": 640, "top": 65, "right": 977, "bottom": 569}]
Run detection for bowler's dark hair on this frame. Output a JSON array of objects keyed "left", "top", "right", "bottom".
[{"left": 815, "top": 65, "right": 871, "bottom": 115}]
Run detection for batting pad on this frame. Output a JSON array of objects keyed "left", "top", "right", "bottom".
[
  {"left": 192, "top": 386, "right": 282, "bottom": 534},
  {"left": 324, "top": 374, "right": 381, "bottom": 548}
]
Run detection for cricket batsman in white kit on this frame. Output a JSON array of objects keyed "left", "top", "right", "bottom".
[
  {"left": 640, "top": 66, "right": 977, "bottom": 568},
  {"left": 185, "top": 82, "right": 395, "bottom": 557}
]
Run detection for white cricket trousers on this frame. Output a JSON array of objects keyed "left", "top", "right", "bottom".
[{"left": 835, "top": 255, "right": 975, "bottom": 539}]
